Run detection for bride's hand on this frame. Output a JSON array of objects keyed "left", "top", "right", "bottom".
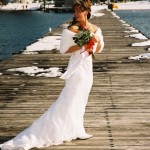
[{"left": 93, "top": 35, "right": 100, "bottom": 43}]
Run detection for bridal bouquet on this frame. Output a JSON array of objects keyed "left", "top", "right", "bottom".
[{"left": 72, "top": 25, "right": 96, "bottom": 59}]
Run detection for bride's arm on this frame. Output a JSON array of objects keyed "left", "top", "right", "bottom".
[
  {"left": 65, "top": 45, "right": 81, "bottom": 53},
  {"left": 94, "top": 36, "right": 102, "bottom": 54},
  {"left": 60, "top": 25, "right": 82, "bottom": 54},
  {"left": 65, "top": 25, "right": 81, "bottom": 53},
  {"left": 66, "top": 35, "right": 102, "bottom": 54},
  {"left": 93, "top": 29, "right": 104, "bottom": 54}
]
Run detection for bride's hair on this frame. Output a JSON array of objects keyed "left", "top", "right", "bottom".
[{"left": 69, "top": 0, "right": 92, "bottom": 26}]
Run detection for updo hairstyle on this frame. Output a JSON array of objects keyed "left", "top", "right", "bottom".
[{"left": 69, "top": 0, "right": 92, "bottom": 25}]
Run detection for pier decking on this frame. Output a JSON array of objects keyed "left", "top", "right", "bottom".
[{"left": 0, "top": 9, "right": 150, "bottom": 150}]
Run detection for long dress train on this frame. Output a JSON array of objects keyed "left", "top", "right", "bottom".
[{"left": 0, "top": 27, "right": 104, "bottom": 150}]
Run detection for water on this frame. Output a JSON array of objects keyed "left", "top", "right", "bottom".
[
  {"left": 0, "top": 11, "right": 73, "bottom": 61},
  {"left": 115, "top": 10, "right": 150, "bottom": 38},
  {"left": 1, "top": 10, "right": 150, "bottom": 62}
]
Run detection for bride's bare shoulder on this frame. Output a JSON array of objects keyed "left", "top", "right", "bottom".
[
  {"left": 68, "top": 24, "right": 80, "bottom": 33},
  {"left": 90, "top": 23, "right": 99, "bottom": 32}
]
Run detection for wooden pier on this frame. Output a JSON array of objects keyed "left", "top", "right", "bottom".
[{"left": 0, "top": 9, "right": 150, "bottom": 149}]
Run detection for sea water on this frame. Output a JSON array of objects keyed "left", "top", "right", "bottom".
[
  {"left": 0, "top": 11, "right": 73, "bottom": 61},
  {"left": 1, "top": 10, "right": 149, "bottom": 61},
  {"left": 115, "top": 10, "right": 150, "bottom": 38}
]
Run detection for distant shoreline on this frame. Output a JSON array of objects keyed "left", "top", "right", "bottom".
[{"left": 113, "top": 1, "right": 150, "bottom": 10}]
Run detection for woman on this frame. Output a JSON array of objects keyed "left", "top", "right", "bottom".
[{"left": 0, "top": 0, "right": 104, "bottom": 150}]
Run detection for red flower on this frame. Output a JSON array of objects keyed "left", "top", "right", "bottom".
[{"left": 84, "top": 37, "right": 96, "bottom": 55}]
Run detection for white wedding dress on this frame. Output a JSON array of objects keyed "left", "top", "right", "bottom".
[{"left": 0, "top": 27, "right": 104, "bottom": 150}]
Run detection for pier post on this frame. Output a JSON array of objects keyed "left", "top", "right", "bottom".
[{"left": 43, "top": 0, "right": 46, "bottom": 12}]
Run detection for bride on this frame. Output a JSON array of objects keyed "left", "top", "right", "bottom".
[{"left": 0, "top": 0, "right": 104, "bottom": 149}]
